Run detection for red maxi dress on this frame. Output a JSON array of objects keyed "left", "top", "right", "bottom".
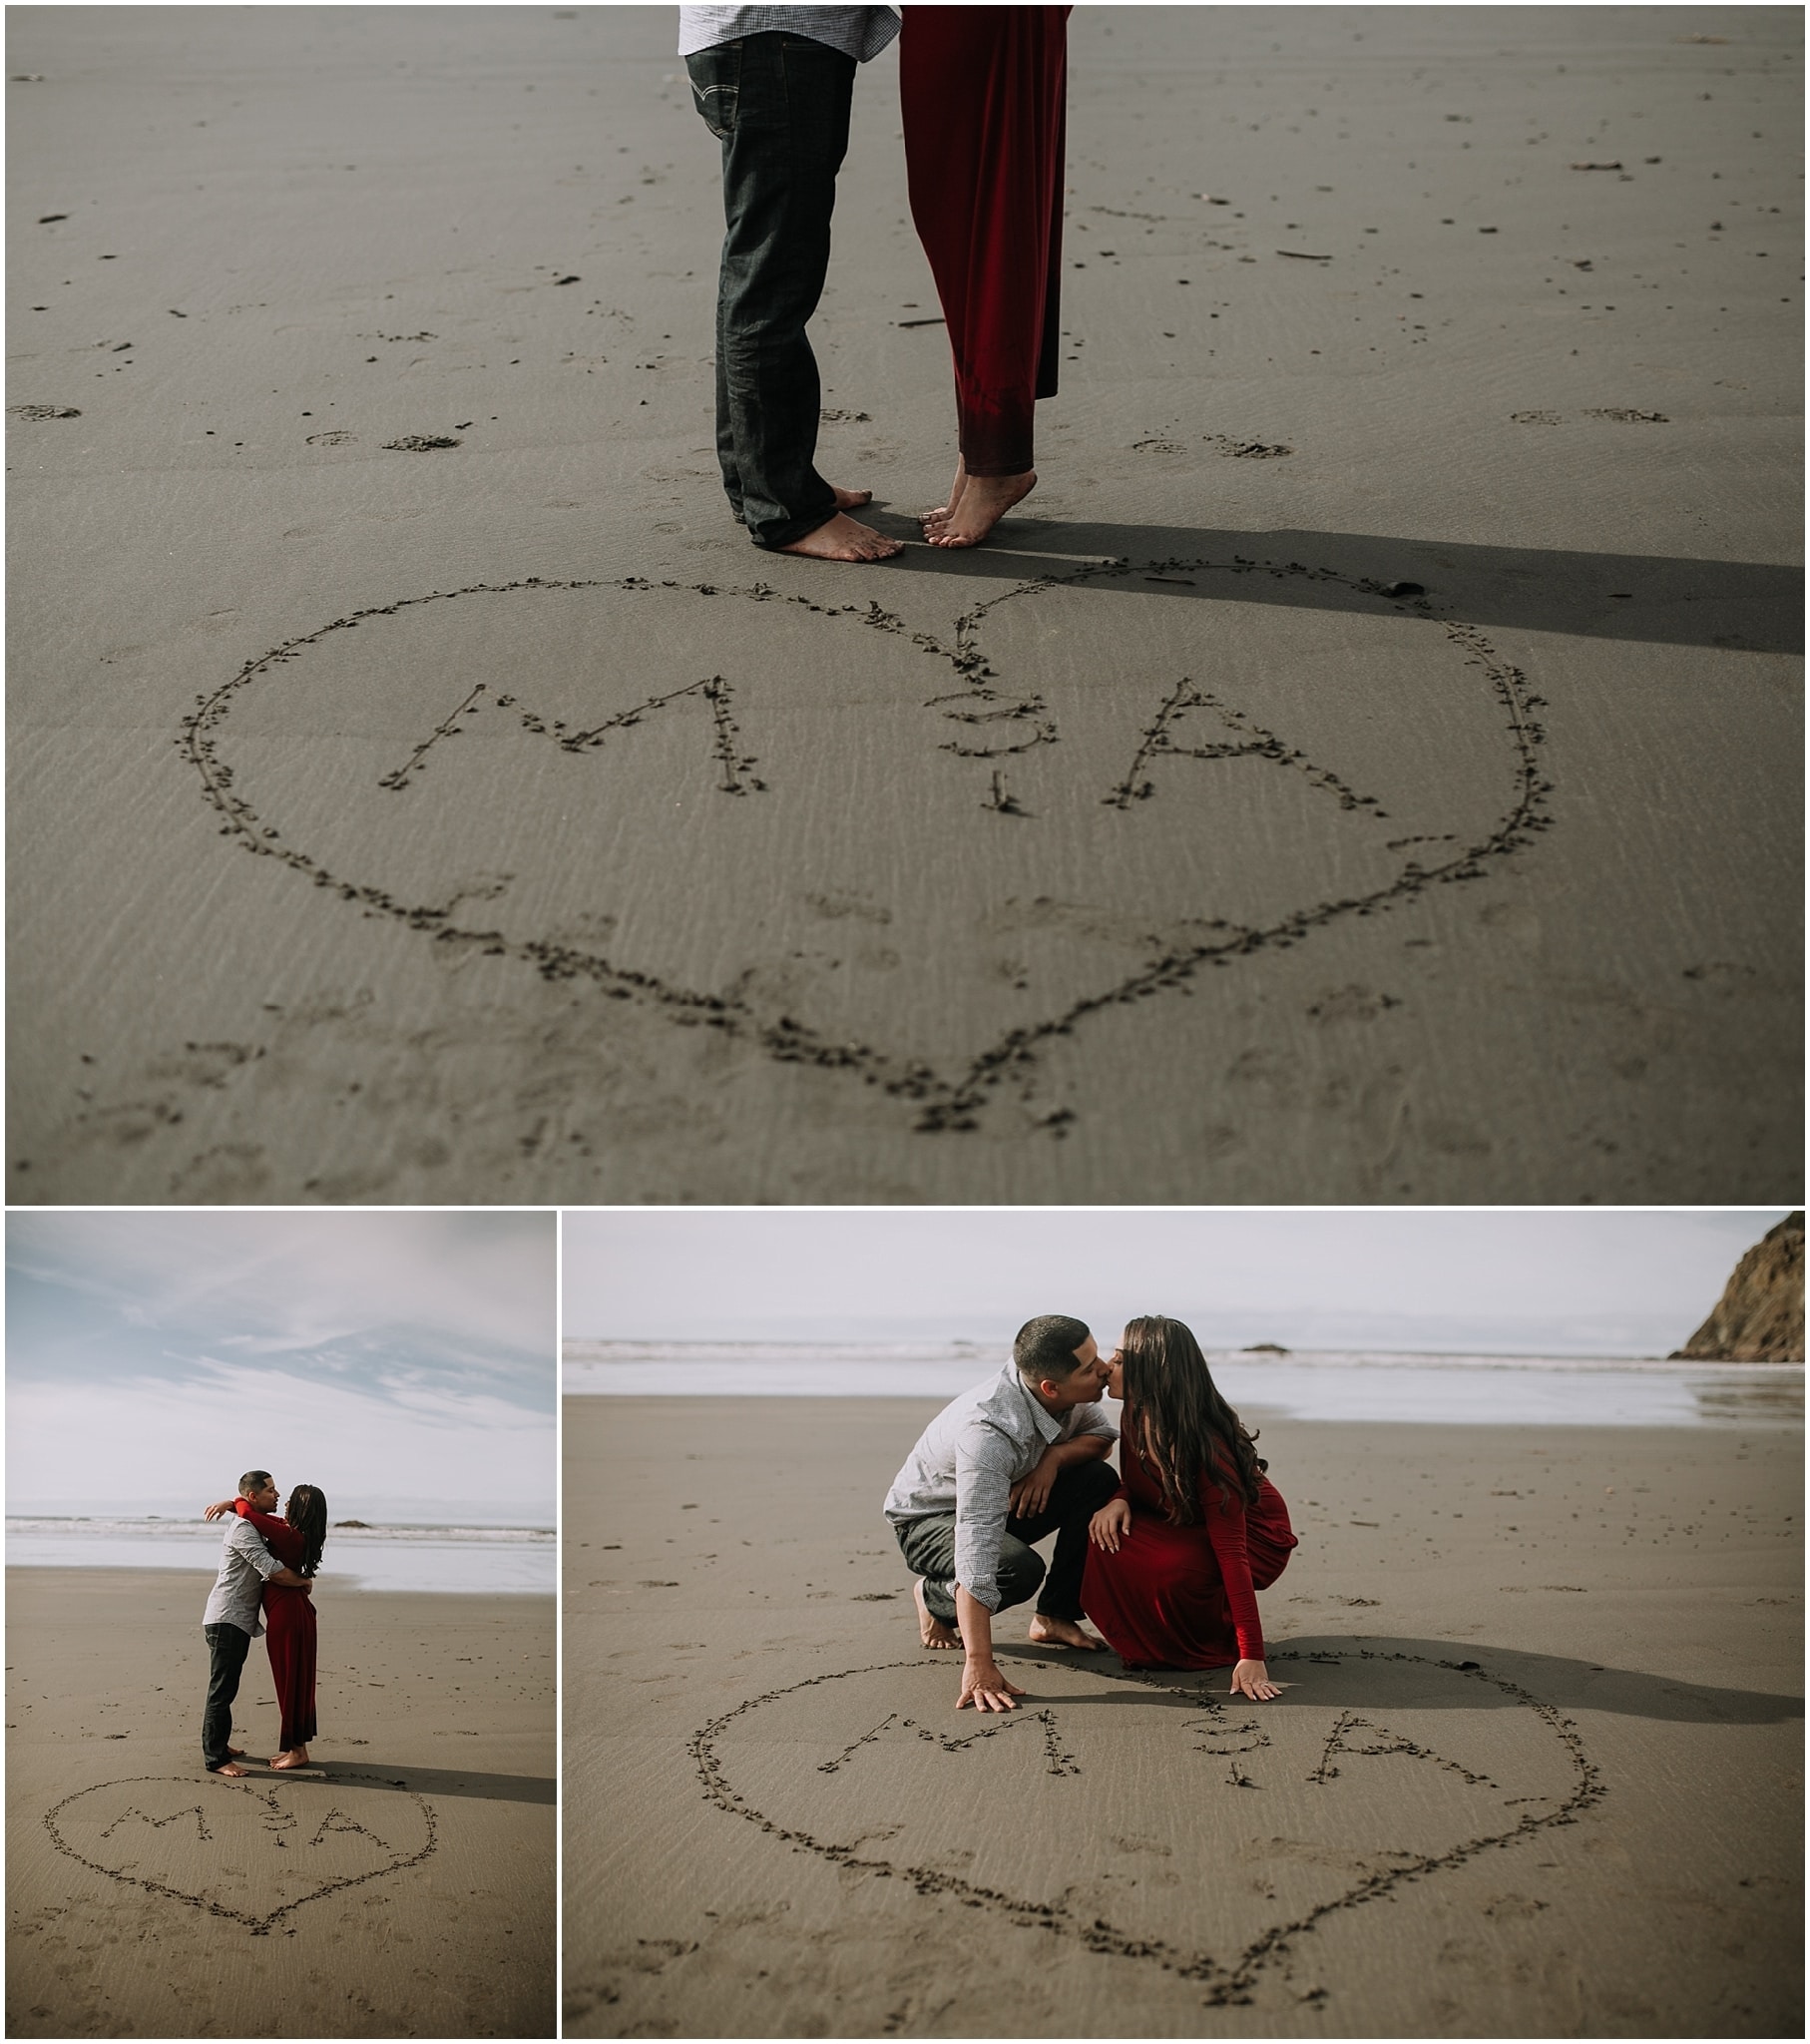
[
  {"left": 1082, "top": 1429, "right": 1297, "bottom": 1670},
  {"left": 234, "top": 1499, "right": 318, "bottom": 1751},
  {"left": 899, "top": 8, "right": 1071, "bottom": 476}
]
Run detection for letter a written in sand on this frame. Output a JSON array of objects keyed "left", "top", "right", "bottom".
[
  {"left": 1106, "top": 678, "right": 1387, "bottom": 818},
  {"left": 1308, "top": 1711, "right": 1496, "bottom": 1788},
  {"left": 309, "top": 1808, "right": 391, "bottom": 1852}
]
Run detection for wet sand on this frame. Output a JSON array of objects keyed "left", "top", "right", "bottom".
[
  {"left": 564, "top": 1395, "right": 1802, "bottom": 2037},
  {"left": 7, "top": 5, "right": 1801, "bottom": 1203},
  {"left": 5, "top": 1570, "right": 555, "bottom": 2038}
]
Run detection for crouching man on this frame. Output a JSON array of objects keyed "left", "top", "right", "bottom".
[{"left": 883, "top": 1314, "right": 1120, "bottom": 1712}]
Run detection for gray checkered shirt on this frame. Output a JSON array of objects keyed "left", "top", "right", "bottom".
[
  {"left": 201, "top": 1514, "right": 282, "bottom": 1637},
  {"left": 883, "top": 1365, "right": 1118, "bottom": 1612},
  {"left": 678, "top": 6, "right": 900, "bottom": 62}
]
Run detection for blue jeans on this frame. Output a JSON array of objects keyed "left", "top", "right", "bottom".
[{"left": 685, "top": 32, "right": 854, "bottom": 549}]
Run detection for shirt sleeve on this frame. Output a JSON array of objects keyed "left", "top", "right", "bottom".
[
  {"left": 233, "top": 1499, "right": 289, "bottom": 1541},
  {"left": 856, "top": 7, "right": 902, "bottom": 60},
  {"left": 227, "top": 1515, "right": 282, "bottom": 1580},
  {"left": 953, "top": 1422, "right": 1017, "bottom": 1613},
  {"left": 1201, "top": 1466, "right": 1263, "bottom": 1661}
]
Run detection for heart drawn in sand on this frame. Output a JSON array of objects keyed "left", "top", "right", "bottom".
[
  {"left": 180, "top": 559, "right": 1549, "bottom": 1130},
  {"left": 43, "top": 1775, "right": 436, "bottom": 1935},
  {"left": 687, "top": 1649, "right": 1601, "bottom": 2006}
]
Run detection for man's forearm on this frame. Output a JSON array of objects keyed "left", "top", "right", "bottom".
[
  {"left": 1051, "top": 1433, "right": 1113, "bottom": 1468},
  {"left": 955, "top": 1585, "right": 995, "bottom": 1663}
]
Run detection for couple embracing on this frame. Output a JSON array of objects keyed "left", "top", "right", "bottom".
[
  {"left": 885, "top": 1315, "right": 1297, "bottom": 1711},
  {"left": 199, "top": 1472, "right": 327, "bottom": 1776}
]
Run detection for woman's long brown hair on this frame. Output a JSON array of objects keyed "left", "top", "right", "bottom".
[
  {"left": 1121, "top": 1315, "right": 1265, "bottom": 1522},
  {"left": 283, "top": 1485, "right": 328, "bottom": 1578}
]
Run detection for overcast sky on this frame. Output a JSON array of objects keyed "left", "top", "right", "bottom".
[
  {"left": 8, "top": 1212, "right": 555, "bottom": 1516},
  {"left": 563, "top": 1209, "right": 1791, "bottom": 1357}
]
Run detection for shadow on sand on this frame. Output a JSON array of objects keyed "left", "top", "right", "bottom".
[
  {"left": 994, "top": 1632, "right": 1803, "bottom": 1725},
  {"left": 267, "top": 1763, "right": 555, "bottom": 1804},
  {"left": 864, "top": 515, "right": 1803, "bottom": 656}
]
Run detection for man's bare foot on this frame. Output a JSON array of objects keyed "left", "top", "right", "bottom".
[
  {"left": 212, "top": 1761, "right": 248, "bottom": 1778},
  {"left": 269, "top": 1747, "right": 310, "bottom": 1770},
  {"left": 923, "top": 455, "right": 968, "bottom": 530},
  {"left": 226, "top": 1746, "right": 245, "bottom": 1758},
  {"left": 831, "top": 485, "right": 872, "bottom": 511},
  {"left": 777, "top": 512, "right": 903, "bottom": 563},
  {"left": 1028, "top": 1614, "right": 1106, "bottom": 1651},
  {"left": 914, "top": 1578, "right": 961, "bottom": 1650},
  {"left": 923, "top": 470, "right": 1035, "bottom": 549}
]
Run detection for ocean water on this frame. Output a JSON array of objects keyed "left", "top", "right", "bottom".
[
  {"left": 6, "top": 1514, "right": 556, "bottom": 1593},
  {"left": 563, "top": 1341, "right": 1804, "bottom": 1428}
]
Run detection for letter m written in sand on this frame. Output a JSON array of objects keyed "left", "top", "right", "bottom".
[
  {"left": 380, "top": 675, "right": 764, "bottom": 797},
  {"left": 99, "top": 1803, "right": 213, "bottom": 1842}
]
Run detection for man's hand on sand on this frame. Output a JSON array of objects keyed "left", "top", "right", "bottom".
[
  {"left": 957, "top": 1659, "right": 1026, "bottom": 1713},
  {"left": 914, "top": 1578, "right": 961, "bottom": 1650},
  {"left": 1027, "top": 1614, "right": 1106, "bottom": 1652},
  {"left": 1089, "top": 1498, "right": 1132, "bottom": 1552},
  {"left": 777, "top": 510, "right": 904, "bottom": 563}
]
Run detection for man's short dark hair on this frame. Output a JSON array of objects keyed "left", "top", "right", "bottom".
[
  {"left": 237, "top": 1470, "right": 272, "bottom": 1498},
  {"left": 1013, "top": 1315, "right": 1092, "bottom": 1385}
]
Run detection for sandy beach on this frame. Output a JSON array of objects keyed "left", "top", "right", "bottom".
[
  {"left": 564, "top": 1394, "right": 1802, "bottom": 2037},
  {"left": 6, "top": 5, "right": 1801, "bottom": 1204},
  {"left": 5, "top": 1569, "right": 555, "bottom": 2038}
]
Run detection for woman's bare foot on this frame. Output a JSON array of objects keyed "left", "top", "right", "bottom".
[
  {"left": 922, "top": 455, "right": 968, "bottom": 530},
  {"left": 914, "top": 1578, "right": 961, "bottom": 1650},
  {"left": 923, "top": 470, "right": 1036, "bottom": 549},
  {"left": 777, "top": 511, "right": 903, "bottom": 563},
  {"left": 212, "top": 1760, "right": 248, "bottom": 1778},
  {"left": 1028, "top": 1614, "right": 1106, "bottom": 1651},
  {"left": 268, "top": 1747, "right": 310, "bottom": 1770}
]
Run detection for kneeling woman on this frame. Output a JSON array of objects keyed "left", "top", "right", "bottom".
[{"left": 1083, "top": 1317, "right": 1296, "bottom": 1700}]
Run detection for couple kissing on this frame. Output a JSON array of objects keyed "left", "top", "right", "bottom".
[
  {"left": 199, "top": 1471, "right": 327, "bottom": 1776},
  {"left": 884, "top": 1315, "right": 1298, "bottom": 1711}
]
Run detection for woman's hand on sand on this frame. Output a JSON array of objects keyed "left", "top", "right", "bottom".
[
  {"left": 956, "top": 1659, "right": 1026, "bottom": 1713},
  {"left": 1230, "top": 1659, "right": 1282, "bottom": 1702},
  {"left": 1089, "top": 1498, "right": 1132, "bottom": 1552}
]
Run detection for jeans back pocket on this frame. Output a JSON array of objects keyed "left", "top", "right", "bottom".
[{"left": 685, "top": 48, "right": 740, "bottom": 140}]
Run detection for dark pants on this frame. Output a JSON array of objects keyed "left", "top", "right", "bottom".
[
  {"left": 202, "top": 1621, "right": 251, "bottom": 1770},
  {"left": 684, "top": 32, "right": 854, "bottom": 549},
  {"left": 894, "top": 1457, "right": 1121, "bottom": 1629}
]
